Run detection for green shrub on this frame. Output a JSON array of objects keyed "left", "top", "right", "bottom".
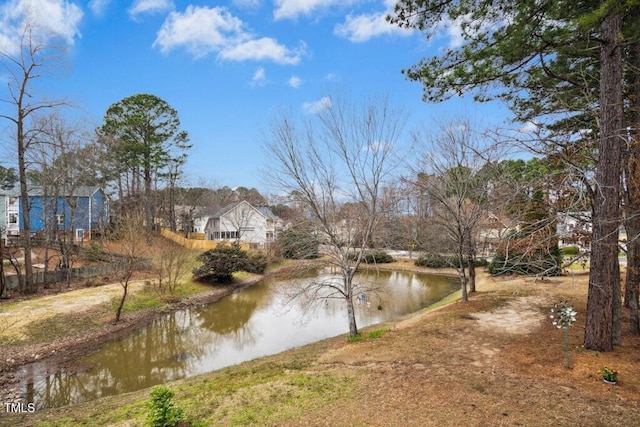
[
  {"left": 488, "top": 246, "right": 562, "bottom": 276},
  {"left": 192, "top": 243, "right": 265, "bottom": 284},
  {"left": 277, "top": 227, "right": 320, "bottom": 259},
  {"left": 247, "top": 252, "right": 268, "bottom": 274},
  {"left": 83, "top": 242, "right": 107, "bottom": 262},
  {"left": 415, "top": 254, "right": 488, "bottom": 269},
  {"left": 561, "top": 245, "right": 580, "bottom": 256},
  {"left": 361, "top": 251, "right": 394, "bottom": 264},
  {"left": 146, "top": 386, "right": 185, "bottom": 427}
]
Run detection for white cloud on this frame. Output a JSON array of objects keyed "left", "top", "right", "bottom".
[
  {"left": 88, "top": 0, "right": 110, "bottom": 16},
  {"left": 273, "top": 0, "right": 354, "bottom": 21},
  {"left": 154, "top": 5, "right": 305, "bottom": 64},
  {"left": 334, "top": 1, "right": 413, "bottom": 43},
  {"left": 334, "top": 12, "right": 412, "bottom": 43},
  {"left": 288, "top": 75, "right": 303, "bottom": 88},
  {"left": 251, "top": 67, "right": 267, "bottom": 86},
  {"left": 154, "top": 6, "right": 247, "bottom": 57},
  {"left": 519, "top": 121, "right": 540, "bottom": 135},
  {"left": 0, "top": 0, "right": 83, "bottom": 54},
  {"left": 128, "top": 0, "right": 174, "bottom": 21},
  {"left": 303, "top": 96, "right": 331, "bottom": 114},
  {"left": 440, "top": 13, "right": 504, "bottom": 49},
  {"left": 324, "top": 73, "right": 340, "bottom": 82},
  {"left": 220, "top": 38, "right": 305, "bottom": 65}
]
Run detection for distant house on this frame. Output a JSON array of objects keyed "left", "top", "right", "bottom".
[
  {"left": 200, "top": 200, "right": 283, "bottom": 248},
  {"left": 0, "top": 186, "right": 109, "bottom": 241},
  {"left": 476, "top": 212, "right": 518, "bottom": 256},
  {"left": 556, "top": 211, "right": 592, "bottom": 251}
]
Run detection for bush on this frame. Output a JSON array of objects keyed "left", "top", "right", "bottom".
[
  {"left": 192, "top": 243, "right": 264, "bottom": 283},
  {"left": 146, "top": 386, "right": 185, "bottom": 427},
  {"left": 277, "top": 227, "right": 320, "bottom": 259},
  {"left": 561, "top": 245, "right": 580, "bottom": 256},
  {"left": 415, "top": 254, "right": 488, "bottom": 269},
  {"left": 415, "top": 254, "right": 451, "bottom": 268},
  {"left": 83, "top": 242, "right": 108, "bottom": 262},
  {"left": 350, "top": 250, "right": 394, "bottom": 264},
  {"left": 247, "top": 252, "right": 268, "bottom": 274},
  {"left": 364, "top": 250, "right": 394, "bottom": 264},
  {"left": 488, "top": 247, "right": 562, "bottom": 276}
]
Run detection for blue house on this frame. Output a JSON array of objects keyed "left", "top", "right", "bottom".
[{"left": 0, "top": 186, "right": 109, "bottom": 241}]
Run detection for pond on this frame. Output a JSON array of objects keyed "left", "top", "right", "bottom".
[{"left": 19, "top": 269, "right": 457, "bottom": 409}]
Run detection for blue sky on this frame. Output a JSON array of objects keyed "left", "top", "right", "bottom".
[{"left": 0, "top": 0, "right": 515, "bottom": 193}]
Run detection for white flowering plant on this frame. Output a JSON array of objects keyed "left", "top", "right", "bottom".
[
  {"left": 550, "top": 300, "right": 577, "bottom": 329},
  {"left": 550, "top": 300, "right": 577, "bottom": 368}
]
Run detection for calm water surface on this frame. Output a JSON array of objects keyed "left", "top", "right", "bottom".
[{"left": 20, "top": 269, "right": 456, "bottom": 409}]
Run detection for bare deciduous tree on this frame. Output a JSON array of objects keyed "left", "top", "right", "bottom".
[
  {"left": 0, "top": 21, "right": 70, "bottom": 293},
  {"left": 153, "top": 241, "right": 193, "bottom": 296},
  {"left": 264, "top": 93, "right": 405, "bottom": 337},
  {"left": 411, "top": 121, "right": 497, "bottom": 301},
  {"left": 113, "top": 214, "right": 148, "bottom": 323}
]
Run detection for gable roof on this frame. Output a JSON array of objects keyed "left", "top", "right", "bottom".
[
  {"left": 206, "top": 201, "right": 277, "bottom": 220},
  {"left": 0, "top": 186, "right": 103, "bottom": 198}
]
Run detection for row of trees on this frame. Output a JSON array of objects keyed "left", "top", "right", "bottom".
[{"left": 0, "top": 22, "right": 191, "bottom": 293}]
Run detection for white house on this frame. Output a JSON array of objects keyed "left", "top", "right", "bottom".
[
  {"left": 202, "top": 201, "right": 283, "bottom": 248},
  {"left": 556, "top": 211, "right": 592, "bottom": 250}
]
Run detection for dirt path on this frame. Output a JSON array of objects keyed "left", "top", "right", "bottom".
[{"left": 0, "top": 282, "right": 146, "bottom": 341}]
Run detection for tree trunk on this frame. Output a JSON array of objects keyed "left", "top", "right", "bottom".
[
  {"left": 0, "top": 237, "right": 6, "bottom": 298},
  {"left": 468, "top": 255, "right": 476, "bottom": 293},
  {"left": 626, "top": 223, "right": 640, "bottom": 333},
  {"left": 623, "top": 39, "right": 640, "bottom": 333},
  {"left": 144, "top": 156, "right": 153, "bottom": 245},
  {"left": 345, "top": 276, "right": 358, "bottom": 337},
  {"left": 467, "top": 233, "right": 476, "bottom": 293},
  {"left": 115, "top": 277, "right": 130, "bottom": 323},
  {"left": 458, "top": 249, "right": 468, "bottom": 302},
  {"left": 18, "top": 119, "right": 34, "bottom": 293},
  {"left": 584, "top": 11, "right": 624, "bottom": 351}
]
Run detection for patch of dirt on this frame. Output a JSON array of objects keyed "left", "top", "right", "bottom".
[
  {"left": 0, "top": 281, "right": 146, "bottom": 340},
  {"left": 471, "top": 295, "right": 548, "bottom": 334}
]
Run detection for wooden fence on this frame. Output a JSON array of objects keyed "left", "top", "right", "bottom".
[
  {"left": 4, "top": 259, "right": 151, "bottom": 291},
  {"left": 160, "top": 228, "right": 251, "bottom": 251}
]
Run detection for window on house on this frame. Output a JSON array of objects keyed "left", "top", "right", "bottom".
[
  {"left": 8, "top": 213, "right": 18, "bottom": 224},
  {"left": 56, "top": 214, "right": 64, "bottom": 225}
]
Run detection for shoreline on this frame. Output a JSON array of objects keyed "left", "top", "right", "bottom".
[
  {"left": 4, "top": 267, "right": 639, "bottom": 426},
  {"left": 0, "top": 259, "right": 323, "bottom": 405},
  {"left": 0, "top": 259, "right": 451, "bottom": 405}
]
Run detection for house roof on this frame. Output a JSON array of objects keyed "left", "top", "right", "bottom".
[
  {"left": 0, "top": 186, "right": 103, "bottom": 198},
  {"left": 201, "top": 200, "right": 277, "bottom": 220}
]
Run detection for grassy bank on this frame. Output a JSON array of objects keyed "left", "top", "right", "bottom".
[{"left": 4, "top": 269, "right": 640, "bottom": 426}]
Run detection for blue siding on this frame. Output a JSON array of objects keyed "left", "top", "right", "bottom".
[{"left": 16, "top": 188, "right": 108, "bottom": 234}]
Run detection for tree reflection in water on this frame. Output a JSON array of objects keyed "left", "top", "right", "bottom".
[{"left": 21, "top": 271, "right": 456, "bottom": 409}]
